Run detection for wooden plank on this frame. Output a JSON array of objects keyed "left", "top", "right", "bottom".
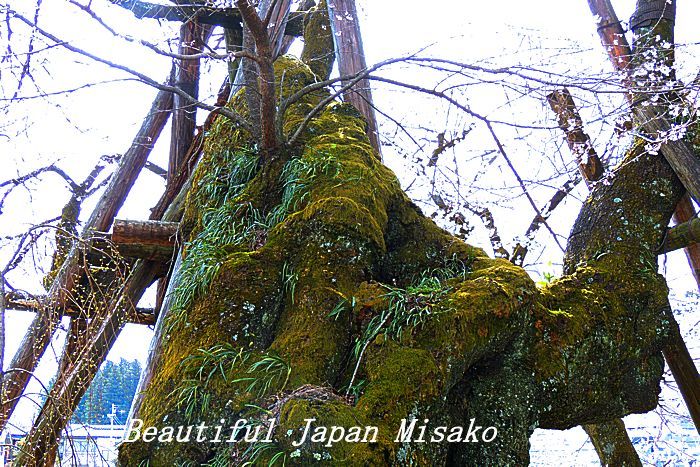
[
  {"left": 112, "top": 219, "right": 179, "bottom": 248},
  {"left": 109, "top": 0, "right": 307, "bottom": 36},
  {"left": 664, "top": 315, "right": 700, "bottom": 434}
]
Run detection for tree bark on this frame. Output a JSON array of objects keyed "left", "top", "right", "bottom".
[
  {"left": 237, "top": 0, "right": 280, "bottom": 153},
  {"left": 127, "top": 3, "right": 295, "bottom": 429},
  {"left": 587, "top": 0, "right": 700, "bottom": 436},
  {"left": 119, "top": 54, "right": 682, "bottom": 465}
]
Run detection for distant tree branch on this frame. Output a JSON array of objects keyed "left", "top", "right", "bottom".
[{"left": 547, "top": 89, "right": 604, "bottom": 183}]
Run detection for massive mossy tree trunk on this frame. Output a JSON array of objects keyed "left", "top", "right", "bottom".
[{"left": 118, "top": 49, "right": 682, "bottom": 464}]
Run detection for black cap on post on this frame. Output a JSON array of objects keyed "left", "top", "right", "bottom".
[{"left": 630, "top": 0, "right": 676, "bottom": 31}]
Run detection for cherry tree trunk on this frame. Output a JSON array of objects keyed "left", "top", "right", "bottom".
[{"left": 119, "top": 57, "right": 681, "bottom": 465}]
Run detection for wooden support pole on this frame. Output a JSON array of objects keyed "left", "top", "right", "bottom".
[
  {"left": 632, "top": 105, "right": 700, "bottom": 205},
  {"left": 0, "top": 71, "right": 174, "bottom": 432},
  {"left": 588, "top": 0, "right": 700, "bottom": 206},
  {"left": 547, "top": 89, "right": 604, "bottom": 183},
  {"left": 587, "top": 0, "right": 632, "bottom": 71},
  {"left": 327, "top": 0, "right": 382, "bottom": 156},
  {"left": 169, "top": 21, "right": 208, "bottom": 188},
  {"left": 664, "top": 316, "right": 700, "bottom": 435},
  {"left": 16, "top": 60, "right": 240, "bottom": 458},
  {"left": 672, "top": 195, "right": 700, "bottom": 281},
  {"left": 16, "top": 260, "right": 161, "bottom": 464},
  {"left": 583, "top": 420, "right": 642, "bottom": 467}
]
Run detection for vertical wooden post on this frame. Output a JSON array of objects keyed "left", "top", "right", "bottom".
[
  {"left": 169, "top": 21, "right": 208, "bottom": 186},
  {"left": 327, "top": 0, "right": 382, "bottom": 157}
]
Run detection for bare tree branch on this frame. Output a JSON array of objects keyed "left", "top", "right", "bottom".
[{"left": 7, "top": 9, "right": 252, "bottom": 133}]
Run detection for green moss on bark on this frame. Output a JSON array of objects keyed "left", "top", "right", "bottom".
[{"left": 121, "top": 56, "right": 682, "bottom": 466}]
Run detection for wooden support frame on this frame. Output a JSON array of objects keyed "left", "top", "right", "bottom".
[{"left": 0, "top": 70, "right": 174, "bottom": 431}]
